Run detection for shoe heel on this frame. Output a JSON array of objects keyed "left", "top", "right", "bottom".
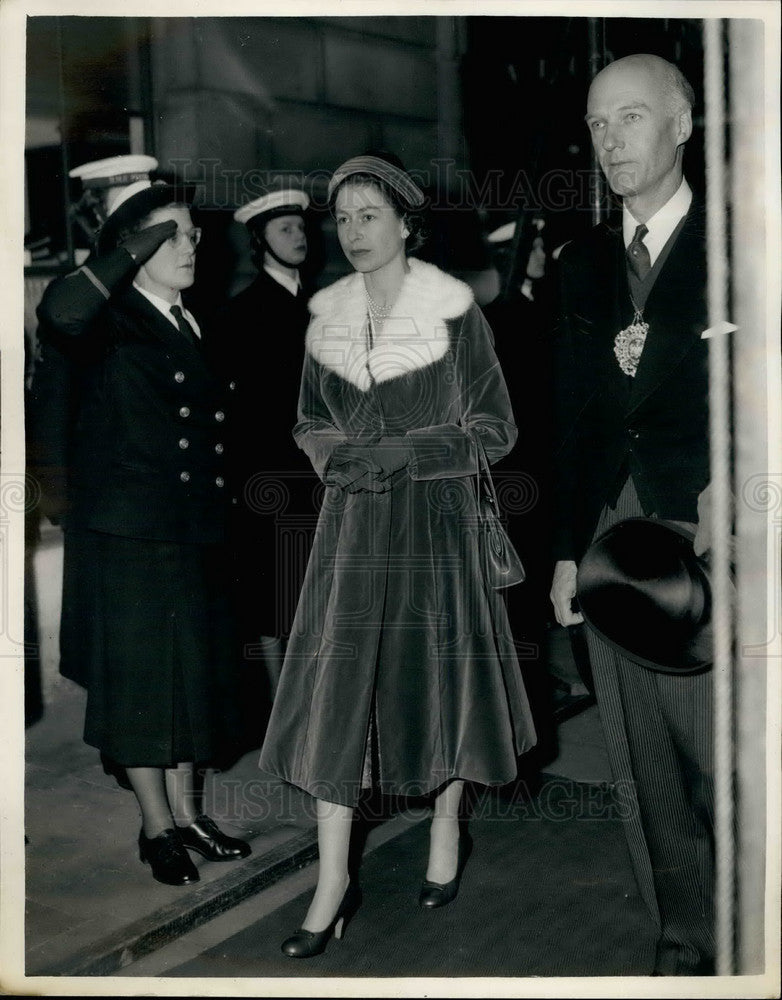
[{"left": 334, "top": 916, "right": 346, "bottom": 940}]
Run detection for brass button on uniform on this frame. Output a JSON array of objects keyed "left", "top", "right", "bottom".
[
  {"left": 179, "top": 406, "right": 191, "bottom": 418},
  {"left": 215, "top": 443, "right": 224, "bottom": 454},
  {"left": 180, "top": 471, "right": 191, "bottom": 483},
  {"left": 179, "top": 438, "right": 189, "bottom": 449},
  {"left": 215, "top": 410, "right": 225, "bottom": 422},
  {"left": 215, "top": 476, "right": 225, "bottom": 488},
  {"left": 174, "top": 371, "right": 185, "bottom": 383},
  {"left": 229, "top": 381, "right": 236, "bottom": 391}
]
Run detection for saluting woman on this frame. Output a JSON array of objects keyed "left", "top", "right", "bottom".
[
  {"left": 259, "top": 151, "right": 537, "bottom": 957},
  {"left": 33, "top": 157, "right": 250, "bottom": 886}
]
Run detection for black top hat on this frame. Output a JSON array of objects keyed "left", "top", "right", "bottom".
[{"left": 576, "top": 517, "right": 719, "bottom": 674}]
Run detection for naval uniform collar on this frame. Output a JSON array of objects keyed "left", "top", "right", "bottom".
[
  {"left": 132, "top": 282, "right": 201, "bottom": 338},
  {"left": 263, "top": 263, "right": 301, "bottom": 298}
]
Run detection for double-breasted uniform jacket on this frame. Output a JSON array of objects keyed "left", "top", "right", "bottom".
[
  {"left": 33, "top": 250, "right": 232, "bottom": 543},
  {"left": 31, "top": 248, "right": 241, "bottom": 766},
  {"left": 553, "top": 200, "right": 710, "bottom": 562},
  {"left": 217, "top": 267, "right": 316, "bottom": 639},
  {"left": 259, "top": 258, "right": 537, "bottom": 807}
]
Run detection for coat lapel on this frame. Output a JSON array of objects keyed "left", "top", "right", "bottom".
[
  {"left": 578, "top": 222, "right": 632, "bottom": 399},
  {"left": 627, "top": 203, "right": 707, "bottom": 412},
  {"left": 122, "top": 288, "right": 209, "bottom": 368}
]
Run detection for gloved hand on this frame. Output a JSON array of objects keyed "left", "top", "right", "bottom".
[
  {"left": 121, "top": 219, "right": 178, "bottom": 264},
  {"left": 369, "top": 435, "right": 413, "bottom": 478},
  {"left": 324, "top": 443, "right": 383, "bottom": 491}
]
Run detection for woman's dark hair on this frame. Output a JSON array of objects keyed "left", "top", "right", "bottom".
[{"left": 330, "top": 150, "right": 428, "bottom": 254}]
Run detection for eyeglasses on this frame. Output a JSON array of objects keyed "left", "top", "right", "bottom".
[{"left": 166, "top": 228, "right": 202, "bottom": 249}]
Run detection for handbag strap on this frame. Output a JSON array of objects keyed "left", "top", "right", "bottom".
[{"left": 474, "top": 434, "right": 501, "bottom": 512}]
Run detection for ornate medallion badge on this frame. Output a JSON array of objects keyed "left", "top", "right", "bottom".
[{"left": 614, "top": 311, "right": 649, "bottom": 377}]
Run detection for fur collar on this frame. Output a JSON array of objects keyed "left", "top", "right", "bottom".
[{"left": 305, "top": 257, "right": 473, "bottom": 390}]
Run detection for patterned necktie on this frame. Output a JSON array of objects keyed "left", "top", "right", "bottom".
[
  {"left": 170, "top": 304, "right": 200, "bottom": 348},
  {"left": 626, "top": 223, "right": 651, "bottom": 280}
]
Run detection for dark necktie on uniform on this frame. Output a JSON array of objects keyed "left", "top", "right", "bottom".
[
  {"left": 170, "top": 304, "right": 200, "bottom": 348},
  {"left": 626, "top": 223, "right": 651, "bottom": 280}
]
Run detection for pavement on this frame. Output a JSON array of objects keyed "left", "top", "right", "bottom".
[{"left": 16, "top": 523, "right": 611, "bottom": 984}]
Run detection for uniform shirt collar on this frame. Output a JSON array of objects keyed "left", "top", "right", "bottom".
[
  {"left": 132, "top": 283, "right": 201, "bottom": 337},
  {"left": 263, "top": 263, "right": 301, "bottom": 298},
  {"left": 623, "top": 178, "right": 692, "bottom": 266}
]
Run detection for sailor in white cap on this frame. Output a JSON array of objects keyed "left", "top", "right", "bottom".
[
  {"left": 68, "top": 154, "right": 160, "bottom": 248},
  {"left": 30, "top": 157, "right": 251, "bottom": 885},
  {"left": 216, "top": 186, "right": 317, "bottom": 714}
]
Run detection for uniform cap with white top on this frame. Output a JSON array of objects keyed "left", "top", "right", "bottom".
[
  {"left": 234, "top": 189, "right": 310, "bottom": 229},
  {"left": 69, "top": 154, "right": 160, "bottom": 216},
  {"left": 69, "top": 154, "right": 195, "bottom": 255}
]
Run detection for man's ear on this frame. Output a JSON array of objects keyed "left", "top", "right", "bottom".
[{"left": 677, "top": 107, "right": 693, "bottom": 145}]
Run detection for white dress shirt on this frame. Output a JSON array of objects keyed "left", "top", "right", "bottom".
[
  {"left": 622, "top": 178, "right": 693, "bottom": 267},
  {"left": 263, "top": 263, "right": 301, "bottom": 298},
  {"left": 133, "top": 283, "right": 201, "bottom": 338}
]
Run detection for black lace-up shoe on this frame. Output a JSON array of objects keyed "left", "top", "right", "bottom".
[
  {"left": 138, "top": 828, "right": 200, "bottom": 885},
  {"left": 178, "top": 814, "right": 251, "bottom": 862}
]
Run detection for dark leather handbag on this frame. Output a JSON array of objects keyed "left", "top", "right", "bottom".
[{"left": 475, "top": 439, "right": 526, "bottom": 589}]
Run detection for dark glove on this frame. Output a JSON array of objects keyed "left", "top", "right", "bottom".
[
  {"left": 324, "top": 443, "right": 383, "bottom": 491},
  {"left": 369, "top": 435, "right": 413, "bottom": 477},
  {"left": 120, "top": 219, "right": 178, "bottom": 264}
]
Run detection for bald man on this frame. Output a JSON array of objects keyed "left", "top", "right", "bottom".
[{"left": 550, "top": 55, "right": 714, "bottom": 975}]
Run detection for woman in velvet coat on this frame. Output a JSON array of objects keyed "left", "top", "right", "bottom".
[{"left": 259, "top": 152, "right": 536, "bottom": 957}]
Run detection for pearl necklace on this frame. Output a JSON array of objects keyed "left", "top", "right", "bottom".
[{"left": 365, "top": 286, "right": 393, "bottom": 319}]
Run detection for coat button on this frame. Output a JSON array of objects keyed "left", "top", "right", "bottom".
[
  {"left": 179, "top": 438, "right": 189, "bottom": 449},
  {"left": 229, "top": 381, "right": 236, "bottom": 391},
  {"left": 174, "top": 371, "right": 185, "bottom": 383},
  {"left": 628, "top": 428, "right": 640, "bottom": 439},
  {"left": 215, "top": 476, "right": 225, "bottom": 488},
  {"left": 180, "top": 471, "right": 191, "bottom": 483},
  {"left": 179, "top": 406, "right": 191, "bottom": 418},
  {"left": 215, "top": 410, "right": 225, "bottom": 422},
  {"left": 215, "top": 442, "right": 224, "bottom": 454}
]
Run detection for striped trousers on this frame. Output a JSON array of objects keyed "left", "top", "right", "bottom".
[{"left": 586, "top": 477, "right": 715, "bottom": 975}]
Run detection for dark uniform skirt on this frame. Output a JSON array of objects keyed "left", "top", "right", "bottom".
[{"left": 60, "top": 528, "right": 241, "bottom": 768}]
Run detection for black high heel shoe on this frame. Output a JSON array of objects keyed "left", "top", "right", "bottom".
[
  {"left": 419, "top": 829, "right": 473, "bottom": 909},
  {"left": 281, "top": 883, "right": 362, "bottom": 958}
]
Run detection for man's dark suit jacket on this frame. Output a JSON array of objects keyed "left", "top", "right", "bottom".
[{"left": 553, "top": 201, "right": 710, "bottom": 562}]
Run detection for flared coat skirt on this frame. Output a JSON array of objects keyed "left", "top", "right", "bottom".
[{"left": 61, "top": 528, "right": 242, "bottom": 767}]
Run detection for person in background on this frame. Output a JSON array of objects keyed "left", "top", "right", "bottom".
[
  {"left": 30, "top": 156, "right": 251, "bottom": 887},
  {"left": 550, "top": 55, "right": 715, "bottom": 975},
  {"left": 482, "top": 214, "right": 558, "bottom": 629},
  {"left": 258, "top": 150, "right": 537, "bottom": 958},
  {"left": 217, "top": 188, "right": 318, "bottom": 742}
]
